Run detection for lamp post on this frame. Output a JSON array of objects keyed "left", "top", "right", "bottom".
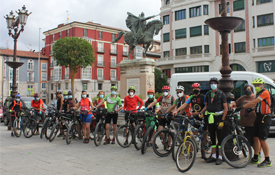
[{"left": 4, "top": 5, "right": 31, "bottom": 129}]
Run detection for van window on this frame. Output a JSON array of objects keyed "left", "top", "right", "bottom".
[
  {"left": 232, "top": 80, "right": 248, "bottom": 100},
  {"left": 265, "top": 84, "right": 275, "bottom": 95}
]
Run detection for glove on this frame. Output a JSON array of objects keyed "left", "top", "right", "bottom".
[
  {"left": 247, "top": 108, "right": 253, "bottom": 113},
  {"left": 20, "top": 112, "right": 24, "bottom": 115},
  {"left": 9, "top": 109, "right": 12, "bottom": 112},
  {"left": 39, "top": 111, "right": 42, "bottom": 115},
  {"left": 144, "top": 108, "right": 147, "bottom": 112},
  {"left": 121, "top": 110, "right": 124, "bottom": 113},
  {"left": 218, "top": 121, "right": 224, "bottom": 128},
  {"left": 137, "top": 109, "right": 140, "bottom": 112},
  {"left": 235, "top": 106, "right": 243, "bottom": 112}
]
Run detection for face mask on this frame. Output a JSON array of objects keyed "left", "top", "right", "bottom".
[
  {"left": 129, "top": 92, "right": 134, "bottom": 96},
  {"left": 35, "top": 97, "right": 40, "bottom": 101},
  {"left": 82, "top": 95, "right": 87, "bottom": 98},
  {"left": 111, "top": 91, "right": 116, "bottom": 95},
  {"left": 193, "top": 90, "right": 200, "bottom": 95},
  {"left": 163, "top": 92, "right": 169, "bottom": 96},
  {"left": 99, "top": 95, "right": 104, "bottom": 99},
  {"left": 211, "top": 84, "right": 217, "bottom": 90},
  {"left": 255, "top": 87, "right": 262, "bottom": 93},
  {"left": 177, "top": 92, "right": 183, "bottom": 98},
  {"left": 148, "top": 95, "right": 153, "bottom": 99},
  {"left": 64, "top": 96, "right": 68, "bottom": 99},
  {"left": 68, "top": 95, "right": 73, "bottom": 99},
  {"left": 244, "top": 90, "right": 252, "bottom": 96},
  {"left": 16, "top": 98, "right": 20, "bottom": 101}
]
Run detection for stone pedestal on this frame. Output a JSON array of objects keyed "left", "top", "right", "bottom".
[{"left": 119, "top": 58, "right": 155, "bottom": 100}]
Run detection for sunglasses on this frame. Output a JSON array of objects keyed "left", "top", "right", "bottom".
[
  {"left": 162, "top": 90, "right": 169, "bottom": 92},
  {"left": 210, "top": 83, "right": 217, "bottom": 85},
  {"left": 176, "top": 91, "right": 183, "bottom": 94}
]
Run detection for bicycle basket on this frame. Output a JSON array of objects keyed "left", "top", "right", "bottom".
[
  {"left": 97, "top": 107, "right": 107, "bottom": 116},
  {"left": 136, "top": 111, "right": 145, "bottom": 121}
]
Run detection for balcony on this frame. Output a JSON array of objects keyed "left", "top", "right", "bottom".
[
  {"left": 27, "top": 77, "right": 35, "bottom": 83},
  {"left": 97, "top": 47, "right": 105, "bottom": 53},
  {"left": 27, "top": 67, "right": 34, "bottom": 72},
  {"left": 49, "top": 76, "right": 54, "bottom": 81},
  {"left": 110, "top": 62, "right": 117, "bottom": 68},
  {"left": 123, "top": 51, "right": 128, "bottom": 56},
  {"left": 110, "top": 49, "right": 118, "bottom": 55},
  {"left": 42, "top": 67, "right": 47, "bottom": 72},
  {"left": 50, "top": 63, "right": 55, "bottom": 68},
  {"left": 110, "top": 76, "right": 118, "bottom": 82},
  {"left": 97, "top": 75, "right": 105, "bottom": 81},
  {"left": 252, "top": 46, "right": 275, "bottom": 53},
  {"left": 97, "top": 62, "right": 105, "bottom": 67},
  {"left": 63, "top": 74, "right": 69, "bottom": 80},
  {"left": 81, "top": 74, "right": 91, "bottom": 81}
]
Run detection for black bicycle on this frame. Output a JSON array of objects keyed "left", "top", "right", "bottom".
[
  {"left": 66, "top": 109, "right": 82, "bottom": 144},
  {"left": 221, "top": 109, "right": 252, "bottom": 168},
  {"left": 40, "top": 107, "right": 58, "bottom": 139},
  {"left": 12, "top": 109, "right": 24, "bottom": 137},
  {"left": 20, "top": 108, "right": 38, "bottom": 138},
  {"left": 133, "top": 109, "right": 146, "bottom": 150}
]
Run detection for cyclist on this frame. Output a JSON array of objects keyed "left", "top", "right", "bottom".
[
  {"left": 31, "top": 93, "right": 45, "bottom": 135},
  {"left": 67, "top": 91, "right": 74, "bottom": 110},
  {"left": 9, "top": 94, "right": 22, "bottom": 137},
  {"left": 145, "top": 86, "right": 175, "bottom": 150},
  {"left": 62, "top": 91, "right": 69, "bottom": 111},
  {"left": 73, "top": 90, "right": 94, "bottom": 143},
  {"left": 96, "top": 86, "right": 123, "bottom": 145},
  {"left": 236, "top": 78, "right": 272, "bottom": 167},
  {"left": 94, "top": 91, "right": 107, "bottom": 124},
  {"left": 203, "top": 77, "right": 228, "bottom": 165},
  {"left": 56, "top": 91, "right": 64, "bottom": 137}
]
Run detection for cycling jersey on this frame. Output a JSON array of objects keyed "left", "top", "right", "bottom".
[
  {"left": 62, "top": 99, "right": 68, "bottom": 111},
  {"left": 145, "top": 98, "right": 159, "bottom": 111},
  {"left": 57, "top": 98, "right": 62, "bottom": 111},
  {"left": 204, "top": 90, "right": 226, "bottom": 112},
  {"left": 31, "top": 99, "right": 44, "bottom": 112},
  {"left": 80, "top": 98, "right": 91, "bottom": 114},
  {"left": 123, "top": 95, "right": 143, "bottom": 112},
  {"left": 94, "top": 98, "right": 107, "bottom": 109},
  {"left": 157, "top": 95, "right": 175, "bottom": 113},
  {"left": 174, "top": 95, "right": 191, "bottom": 116},
  {"left": 104, "top": 94, "right": 122, "bottom": 112},
  {"left": 187, "top": 94, "right": 205, "bottom": 112},
  {"left": 256, "top": 89, "right": 271, "bottom": 115}
]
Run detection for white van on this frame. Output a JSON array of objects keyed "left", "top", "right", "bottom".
[{"left": 170, "top": 71, "right": 275, "bottom": 100}]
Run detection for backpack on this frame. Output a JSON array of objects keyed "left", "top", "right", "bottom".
[
  {"left": 259, "top": 90, "right": 275, "bottom": 113},
  {"left": 160, "top": 95, "right": 174, "bottom": 105}
]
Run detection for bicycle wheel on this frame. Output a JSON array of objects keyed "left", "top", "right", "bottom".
[
  {"left": 172, "top": 130, "right": 185, "bottom": 161},
  {"left": 49, "top": 123, "right": 60, "bottom": 142},
  {"left": 94, "top": 121, "right": 105, "bottom": 146},
  {"left": 134, "top": 124, "right": 145, "bottom": 150},
  {"left": 201, "top": 131, "right": 212, "bottom": 160},
  {"left": 176, "top": 138, "right": 197, "bottom": 173},
  {"left": 13, "top": 118, "right": 22, "bottom": 137},
  {"left": 66, "top": 123, "right": 77, "bottom": 145},
  {"left": 45, "top": 119, "right": 55, "bottom": 140},
  {"left": 141, "top": 126, "right": 153, "bottom": 154},
  {"left": 221, "top": 134, "right": 252, "bottom": 168},
  {"left": 23, "top": 119, "right": 36, "bottom": 138},
  {"left": 152, "top": 128, "right": 174, "bottom": 157},
  {"left": 40, "top": 117, "right": 49, "bottom": 139},
  {"left": 116, "top": 124, "right": 133, "bottom": 148}
]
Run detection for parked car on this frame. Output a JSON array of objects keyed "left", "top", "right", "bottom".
[{"left": 0, "top": 107, "right": 3, "bottom": 122}]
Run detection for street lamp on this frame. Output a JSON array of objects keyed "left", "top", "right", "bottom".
[{"left": 4, "top": 5, "right": 31, "bottom": 129}]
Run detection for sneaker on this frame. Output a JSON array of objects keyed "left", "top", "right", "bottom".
[
  {"left": 34, "top": 131, "right": 40, "bottom": 135},
  {"left": 11, "top": 132, "right": 14, "bottom": 137},
  {"left": 83, "top": 139, "right": 87, "bottom": 143},
  {"left": 166, "top": 146, "right": 171, "bottom": 151},
  {"left": 104, "top": 139, "right": 110, "bottom": 145},
  {"left": 216, "top": 158, "right": 222, "bottom": 165},
  {"left": 250, "top": 158, "right": 260, "bottom": 164},
  {"left": 57, "top": 133, "right": 63, "bottom": 137},
  {"left": 257, "top": 160, "right": 272, "bottom": 168},
  {"left": 111, "top": 138, "right": 115, "bottom": 144},
  {"left": 124, "top": 140, "right": 128, "bottom": 146},
  {"left": 86, "top": 139, "right": 90, "bottom": 143},
  {"left": 63, "top": 135, "right": 66, "bottom": 140},
  {"left": 207, "top": 157, "right": 216, "bottom": 163}
]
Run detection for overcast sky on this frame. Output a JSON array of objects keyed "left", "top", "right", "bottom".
[{"left": 0, "top": 0, "right": 161, "bottom": 52}]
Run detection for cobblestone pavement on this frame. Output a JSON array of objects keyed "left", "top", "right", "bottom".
[{"left": 0, "top": 123, "right": 274, "bottom": 175}]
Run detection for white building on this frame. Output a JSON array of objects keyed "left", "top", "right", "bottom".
[{"left": 157, "top": 0, "right": 275, "bottom": 82}]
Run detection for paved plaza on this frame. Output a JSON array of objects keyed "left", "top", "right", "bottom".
[{"left": 0, "top": 124, "right": 274, "bottom": 175}]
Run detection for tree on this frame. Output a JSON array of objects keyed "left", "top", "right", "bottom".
[
  {"left": 52, "top": 37, "right": 95, "bottom": 105},
  {"left": 154, "top": 68, "right": 168, "bottom": 93}
]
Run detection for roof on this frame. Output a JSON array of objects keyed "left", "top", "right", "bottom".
[{"left": 0, "top": 49, "right": 48, "bottom": 59}]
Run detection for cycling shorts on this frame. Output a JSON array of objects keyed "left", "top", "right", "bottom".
[
  {"left": 79, "top": 114, "right": 92, "bottom": 124},
  {"left": 254, "top": 114, "right": 271, "bottom": 140},
  {"left": 106, "top": 113, "right": 118, "bottom": 124}
]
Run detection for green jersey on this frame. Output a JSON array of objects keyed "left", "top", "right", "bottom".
[{"left": 104, "top": 94, "right": 122, "bottom": 112}]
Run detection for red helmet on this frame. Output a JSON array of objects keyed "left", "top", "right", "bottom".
[
  {"left": 162, "top": 86, "right": 170, "bottom": 90},
  {"left": 192, "top": 83, "right": 201, "bottom": 88},
  {"left": 34, "top": 93, "right": 39, "bottom": 97},
  {"left": 147, "top": 89, "right": 155, "bottom": 94}
]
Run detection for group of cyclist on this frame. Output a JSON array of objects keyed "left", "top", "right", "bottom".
[{"left": 8, "top": 77, "right": 272, "bottom": 168}]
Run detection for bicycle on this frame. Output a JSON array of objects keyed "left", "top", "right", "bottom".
[
  {"left": 12, "top": 109, "right": 24, "bottom": 137},
  {"left": 116, "top": 110, "right": 136, "bottom": 148},
  {"left": 133, "top": 109, "right": 146, "bottom": 150},
  {"left": 141, "top": 111, "right": 159, "bottom": 154},
  {"left": 66, "top": 109, "right": 82, "bottom": 144},
  {"left": 40, "top": 106, "right": 58, "bottom": 139},
  {"left": 221, "top": 108, "right": 252, "bottom": 168},
  {"left": 21, "top": 108, "right": 38, "bottom": 138}
]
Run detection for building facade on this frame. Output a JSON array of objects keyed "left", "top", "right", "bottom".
[
  {"left": 0, "top": 48, "right": 49, "bottom": 103},
  {"left": 43, "top": 21, "right": 160, "bottom": 101},
  {"left": 157, "top": 0, "right": 275, "bottom": 82}
]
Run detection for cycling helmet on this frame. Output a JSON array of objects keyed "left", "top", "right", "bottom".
[
  {"left": 176, "top": 85, "right": 184, "bottom": 91},
  {"left": 162, "top": 86, "right": 170, "bottom": 91},
  {"left": 15, "top": 94, "right": 21, "bottom": 98},
  {"left": 209, "top": 77, "right": 219, "bottom": 84},
  {"left": 147, "top": 89, "right": 155, "bottom": 94},
  {"left": 68, "top": 91, "right": 72, "bottom": 95},
  {"left": 128, "top": 86, "right": 136, "bottom": 92},
  {"left": 252, "top": 77, "right": 265, "bottom": 85},
  {"left": 63, "top": 91, "right": 68, "bottom": 95},
  {"left": 56, "top": 90, "right": 62, "bottom": 94},
  {"left": 34, "top": 93, "right": 39, "bottom": 97},
  {"left": 192, "top": 83, "right": 201, "bottom": 88},
  {"left": 111, "top": 86, "right": 118, "bottom": 90}
]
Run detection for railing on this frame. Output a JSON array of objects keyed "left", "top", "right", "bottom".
[
  {"left": 27, "top": 77, "right": 35, "bottom": 83},
  {"left": 97, "top": 75, "right": 105, "bottom": 81},
  {"left": 111, "top": 76, "right": 117, "bottom": 81},
  {"left": 156, "top": 53, "right": 211, "bottom": 62},
  {"left": 49, "top": 76, "right": 54, "bottom": 81},
  {"left": 110, "top": 49, "right": 118, "bottom": 55},
  {"left": 97, "top": 47, "right": 105, "bottom": 53},
  {"left": 123, "top": 51, "right": 128, "bottom": 56},
  {"left": 50, "top": 63, "right": 55, "bottom": 68},
  {"left": 252, "top": 46, "right": 275, "bottom": 53},
  {"left": 110, "top": 62, "right": 117, "bottom": 68},
  {"left": 27, "top": 67, "right": 34, "bottom": 72},
  {"left": 63, "top": 74, "right": 69, "bottom": 80},
  {"left": 97, "top": 62, "right": 105, "bottom": 67},
  {"left": 41, "top": 77, "right": 47, "bottom": 81},
  {"left": 41, "top": 67, "right": 47, "bottom": 72}
]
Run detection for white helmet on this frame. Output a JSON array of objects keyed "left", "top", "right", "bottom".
[{"left": 176, "top": 85, "right": 184, "bottom": 91}]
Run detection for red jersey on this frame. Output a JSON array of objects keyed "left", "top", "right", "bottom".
[
  {"left": 80, "top": 98, "right": 91, "bottom": 114},
  {"left": 94, "top": 98, "right": 106, "bottom": 108},
  {"left": 31, "top": 99, "right": 44, "bottom": 112},
  {"left": 123, "top": 95, "right": 143, "bottom": 113}
]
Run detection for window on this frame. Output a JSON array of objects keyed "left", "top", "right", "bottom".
[
  {"left": 190, "top": 26, "right": 202, "bottom": 37},
  {"left": 41, "top": 63, "right": 47, "bottom": 72},
  {"left": 163, "top": 15, "right": 170, "bottom": 25},
  {"left": 97, "top": 69, "right": 103, "bottom": 79},
  {"left": 111, "top": 44, "right": 117, "bottom": 54},
  {"left": 253, "top": 16, "right": 255, "bottom": 28},
  {"left": 253, "top": 0, "right": 254, "bottom": 5},
  {"left": 98, "top": 83, "right": 102, "bottom": 90},
  {"left": 257, "top": 60, "right": 275, "bottom": 73},
  {"left": 97, "top": 42, "right": 104, "bottom": 53},
  {"left": 234, "top": 42, "right": 246, "bottom": 53},
  {"left": 234, "top": 21, "right": 245, "bottom": 32},
  {"left": 51, "top": 84, "right": 53, "bottom": 90},
  {"left": 233, "top": 0, "right": 245, "bottom": 11},
  {"left": 166, "top": 0, "right": 170, "bottom": 5},
  {"left": 219, "top": 2, "right": 230, "bottom": 13},
  {"left": 112, "top": 34, "right": 116, "bottom": 42},
  {"left": 175, "top": 28, "right": 186, "bottom": 39},
  {"left": 175, "top": 10, "right": 186, "bottom": 20},
  {"left": 99, "top": 31, "right": 103, "bottom": 39},
  {"left": 163, "top": 33, "right": 170, "bottom": 42},
  {"left": 42, "top": 83, "right": 46, "bottom": 89},
  {"left": 65, "top": 83, "right": 68, "bottom": 90},
  {"left": 253, "top": 39, "right": 256, "bottom": 48},
  {"left": 258, "top": 37, "right": 275, "bottom": 47},
  {"left": 67, "top": 30, "right": 69, "bottom": 37},
  {"left": 123, "top": 46, "right": 128, "bottom": 56},
  {"left": 41, "top": 73, "right": 47, "bottom": 81},
  {"left": 52, "top": 35, "right": 54, "bottom": 42},
  {"left": 83, "top": 29, "right": 87, "bottom": 37},
  {"left": 59, "top": 32, "right": 62, "bottom": 38},
  {"left": 175, "top": 48, "right": 187, "bottom": 56},
  {"left": 111, "top": 70, "right": 116, "bottom": 79},
  {"left": 163, "top": 51, "right": 170, "bottom": 57},
  {"left": 257, "top": 13, "right": 274, "bottom": 27},
  {"left": 58, "top": 84, "right": 61, "bottom": 90},
  {"left": 54, "top": 67, "right": 62, "bottom": 81},
  {"left": 65, "top": 67, "right": 69, "bottom": 79},
  {"left": 98, "top": 55, "right": 104, "bottom": 66},
  {"left": 190, "top": 46, "right": 202, "bottom": 54},
  {"left": 162, "top": 69, "right": 171, "bottom": 78},
  {"left": 82, "top": 66, "right": 91, "bottom": 80},
  {"left": 220, "top": 44, "right": 232, "bottom": 54},
  {"left": 204, "top": 45, "right": 209, "bottom": 53},
  {"left": 257, "top": 0, "right": 273, "bottom": 5},
  {"left": 230, "top": 64, "right": 246, "bottom": 71},
  {"left": 27, "top": 72, "right": 34, "bottom": 82},
  {"left": 190, "top": 6, "right": 201, "bottom": 18},
  {"left": 111, "top": 56, "right": 116, "bottom": 67},
  {"left": 175, "top": 66, "right": 209, "bottom": 73},
  {"left": 28, "top": 60, "right": 33, "bottom": 70},
  {"left": 82, "top": 83, "right": 87, "bottom": 90},
  {"left": 51, "top": 94, "right": 53, "bottom": 100},
  {"left": 203, "top": 5, "right": 208, "bottom": 15},
  {"left": 204, "top": 25, "right": 209, "bottom": 35}
]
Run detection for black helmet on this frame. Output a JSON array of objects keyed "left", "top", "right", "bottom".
[
  {"left": 68, "top": 91, "right": 72, "bottom": 95},
  {"left": 209, "top": 77, "right": 219, "bottom": 84}
]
